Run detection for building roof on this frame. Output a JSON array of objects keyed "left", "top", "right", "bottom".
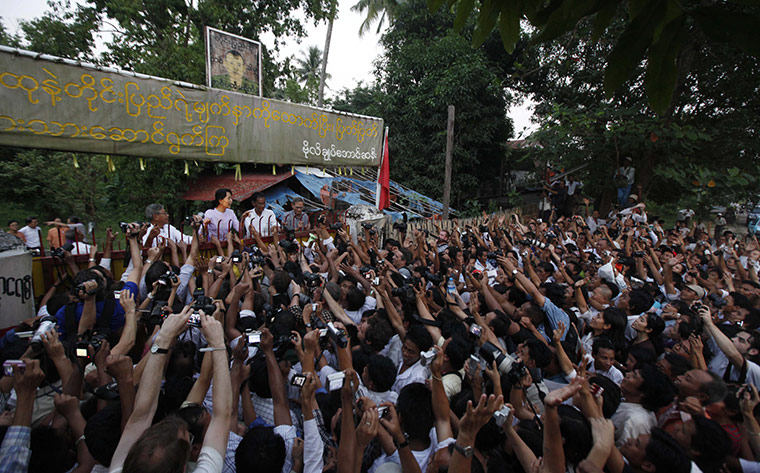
[{"left": 182, "top": 172, "right": 292, "bottom": 202}]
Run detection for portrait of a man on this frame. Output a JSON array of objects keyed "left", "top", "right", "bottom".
[{"left": 206, "top": 27, "right": 261, "bottom": 96}]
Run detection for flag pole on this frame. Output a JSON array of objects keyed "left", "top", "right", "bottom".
[{"left": 376, "top": 126, "right": 389, "bottom": 210}]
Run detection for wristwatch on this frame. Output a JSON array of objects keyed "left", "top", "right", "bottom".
[
  {"left": 453, "top": 443, "right": 474, "bottom": 458},
  {"left": 395, "top": 433, "right": 410, "bottom": 450},
  {"left": 150, "top": 343, "right": 170, "bottom": 355},
  {"left": 511, "top": 269, "right": 519, "bottom": 276}
]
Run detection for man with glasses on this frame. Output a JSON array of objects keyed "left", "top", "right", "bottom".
[
  {"left": 143, "top": 203, "right": 192, "bottom": 247},
  {"left": 281, "top": 197, "right": 309, "bottom": 231}
]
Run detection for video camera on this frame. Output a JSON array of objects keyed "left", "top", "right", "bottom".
[
  {"left": 119, "top": 221, "right": 145, "bottom": 236},
  {"left": 29, "top": 316, "right": 58, "bottom": 351},
  {"left": 316, "top": 321, "right": 348, "bottom": 349}
]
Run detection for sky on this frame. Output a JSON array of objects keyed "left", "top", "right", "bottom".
[{"left": 0, "top": 0, "right": 536, "bottom": 135}]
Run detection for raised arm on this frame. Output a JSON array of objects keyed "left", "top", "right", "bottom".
[
  {"left": 259, "top": 328, "right": 292, "bottom": 426},
  {"left": 700, "top": 306, "right": 744, "bottom": 368},
  {"left": 110, "top": 309, "right": 191, "bottom": 469},
  {"left": 199, "top": 313, "right": 233, "bottom": 455},
  {"left": 497, "top": 256, "right": 545, "bottom": 307}
]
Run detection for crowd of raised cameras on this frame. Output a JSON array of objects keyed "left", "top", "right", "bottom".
[{"left": 3, "top": 187, "right": 760, "bottom": 473}]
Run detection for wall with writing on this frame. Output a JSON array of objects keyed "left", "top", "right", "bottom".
[
  {"left": 0, "top": 46, "right": 383, "bottom": 167},
  {"left": 0, "top": 249, "right": 35, "bottom": 327}
]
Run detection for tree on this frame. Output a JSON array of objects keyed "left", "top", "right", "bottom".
[
  {"left": 429, "top": 0, "right": 760, "bottom": 115},
  {"left": 515, "top": 17, "right": 760, "bottom": 213},
  {"left": 351, "top": 0, "right": 401, "bottom": 35},
  {"left": 339, "top": 0, "right": 513, "bottom": 207},
  {"left": 318, "top": 0, "right": 338, "bottom": 107},
  {"left": 0, "top": 19, "right": 21, "bottom": 48},
  {"left": 295, "top": 46, "right": 324, "bottom": 84},
  {"left": 19, "top": 4, "right": 100, "bottom": 62}
]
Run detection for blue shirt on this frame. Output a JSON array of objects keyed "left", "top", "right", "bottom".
[
  {"left": 54, "top": 281, "right": 137, "bottom": 339},
  {"left": 537, "top": 298, "right": 570, "bottom": 342}
]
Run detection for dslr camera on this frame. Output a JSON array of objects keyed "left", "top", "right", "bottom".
[
  {"left": 191, "top": 288, "right": 216, "bottom": 324},
  {"left": 75, "top": 331, "right": 109, "bottom": 358},
  {"left": 156, "top": 270, "right": 178, "bottom": 287}
]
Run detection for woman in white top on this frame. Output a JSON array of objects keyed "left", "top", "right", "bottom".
[{"left": 203, "top": 188, "right": 239, "bottom": 241}]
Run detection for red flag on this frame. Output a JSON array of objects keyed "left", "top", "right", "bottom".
[{"left": 376, "top": 128, "right": 390, "bottom": 210}]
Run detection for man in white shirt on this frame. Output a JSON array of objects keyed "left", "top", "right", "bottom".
[
  {"left": 242, "top": 192, "right": 278, "bottom": 237},
  {"left": 64, "top": 229, "right": 91, "bottom": 255},
  {"left": 18, "top": 217, "right": 41, "bottom": 249},
  {"left": 586, "top": 339, "right": 623, "bottom": 385},
  {"left": 142, "top": 203, "right": 192, "bottom": 247}
]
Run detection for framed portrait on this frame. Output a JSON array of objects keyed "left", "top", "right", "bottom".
[{"left": 206, "top": 26, "right": 262, "bottom": 96}]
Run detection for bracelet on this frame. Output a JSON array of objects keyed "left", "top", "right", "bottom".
[
  {"left": 432, "top": 374, "right": 442, "bottom": 381},
  {"left": 88, "top": 258, "right": 96, "bottom": 262},
  {"left": 200, "top": 346, "right": 226, "bottom": 352},
  {"left": 147, "top": 293, "right": 154, "bottom": 300},
  {"left": 750, "top": 431, "right": 760, "bottom": 437},
  {"left": 146, "top": 259, "right": 153, "bottom": 264},
  {"left": 207, "top": 269, "right": 213, "bottom": 274},
  {"left": 75, "top": 434, "right": 86, "bottom": 446}
]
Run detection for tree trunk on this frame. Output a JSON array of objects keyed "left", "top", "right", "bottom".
[{"left": 318, "top": 2, "right": 337, "bottom": 107}]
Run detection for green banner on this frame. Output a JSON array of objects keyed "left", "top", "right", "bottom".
[{"left": 0, "top": 48, "right": 383, "bottom": 166}]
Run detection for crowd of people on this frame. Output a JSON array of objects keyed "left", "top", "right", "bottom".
[{"left": 2, "top": 192, "right": 760, "bottom": 473}]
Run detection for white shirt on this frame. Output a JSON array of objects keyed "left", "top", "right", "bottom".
[
  {"left": 369, "top": 427, "right": 455, "bottom": 473},
  {"left": 243, "top": 208, "right": 277, "bottom": 237},
  {"left": 611, "top": 402, "right": 656, "bottom": 446},
  {"left": 18, "top": 226, "right": 41, "bottom": 248},
  {"left": 344, "top": 296, "right": 377, "bottom": 325},
  {"left": 585, "top": 354, "right": 624, "bottom": 385},
  {"left": 391, "top": 360, "right": 429, "bottom": 394},
  {"left": 142, "top": 223, "right": 192, "bottom": 247},
  {"left": 69, "top": 241, "right": 92, "bottom": 256}
]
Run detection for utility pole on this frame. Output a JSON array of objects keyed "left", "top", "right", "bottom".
[{"left": 442, "top": 105, "right": 455, "bottom": 219}]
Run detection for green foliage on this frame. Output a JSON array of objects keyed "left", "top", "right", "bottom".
[
  {"left": 351, "top": 0, "right": 402, "bottom": 35},
  {"left": 370, "top": 0, "right": 512, "bottom": 207},
  {"left": 511, "top": 13, "right": 760, "bottom": 214},
  {"left": 0, "top": 148, "right": 108, "bottom": 220},
  {"left": 654, "top": 165, "right": 755, "bottom": 220},
  {"left": 429, "top": 0, "right": 760, "bottom": 115},
  {"left": 335, "top": 0, "right": 514, "bottom": 209},
  {"left": 20, "top": 4, "right": 100, "bottom": 61},
  {"left": 0, "top": 19, "right": 21, "bottom": 48}
]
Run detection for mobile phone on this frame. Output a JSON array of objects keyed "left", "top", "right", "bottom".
[
  {"left": 470, "top": 324, "right": 483, "bottom": 338},
  {"left": 378, "top": 405, "right": 389, "bottom": 419},
  {"left": 113, "top": 291, "right": 121, "bottom": 300},
  {"left": 291, "top": 373, "right": 307, "bottom": 388},
  {"left": 76, "top": 347, "right": 89, "bottom": 358},
  {"left": 373, "top": 277, "right": 380, "bottom": 286},
  {"left": 216, "top": 256, "right": 224, "bottom": 263},
  {"left": 467, "top": 355, "right": 480, "bottom": 374}
]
